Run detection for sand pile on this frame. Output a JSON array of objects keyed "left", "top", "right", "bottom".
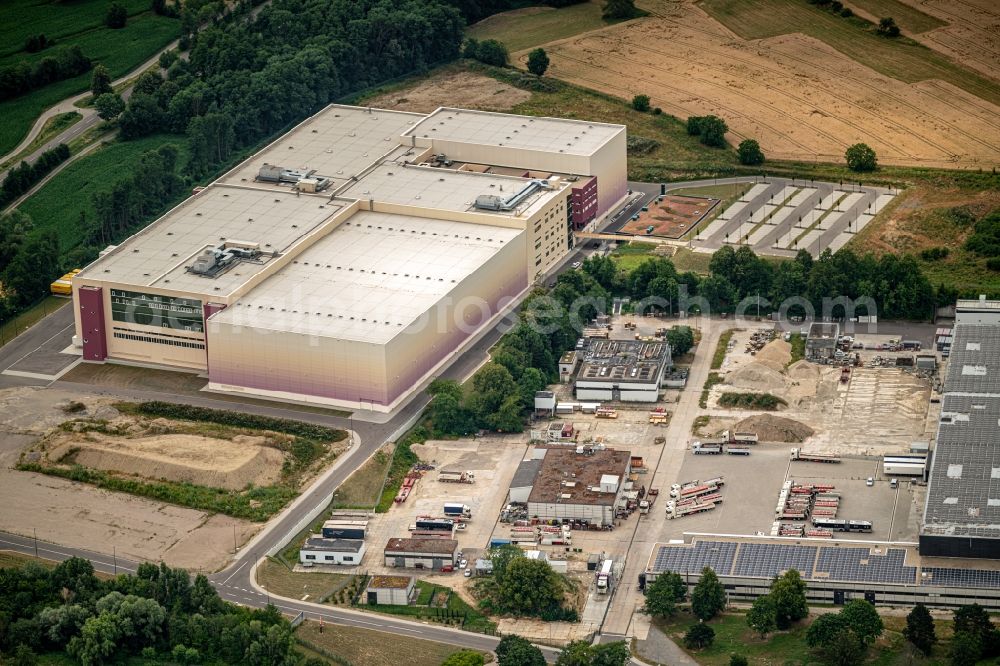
[
  {"left": 754, "top": 340, "right": 792, "bottom": 370},
  {"left": 733, "top": 414, "right": 814, "bottom": 443},
  {"left": 67, "top": 433, "right": 285, "bottom": 490}
]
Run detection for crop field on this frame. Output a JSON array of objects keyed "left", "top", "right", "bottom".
[
  {"left": 896, "top": 0, "right": 1000, "bottom": 80},
  {"left": 18, "top": 134, "right": 189, "bottom": 251},
  {"left": 467, "top": 0, "right": 629, "bottom": 53},
  {"left": 539, "top": 0, "right": 1000, "bottom": 168},
  {"left": 0, "top": 0, "right": 179, "bottom": 156}
]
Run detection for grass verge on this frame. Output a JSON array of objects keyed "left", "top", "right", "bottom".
[
  {"left": 0, "top": 296, "right": 67, "bottom": 348},
  {"left": 788, "top": 332, "right": 805, "bottom": 366},
  {"left": 256, "top": 559, "right": 351, "bottom": 602},
  {"left": 17, "top": 462, "right": 299, "bottom": 521},
  {"left": 610, "top": 241, "right": 659, "bottom": 272},
  {"left": 670, "top": 248, "right": 713, "bottom": 274},
  {"left": 296, "top": 621, "right": 477, "bottom": 666},
  {"left": 467, "top": 0, "right": 641, "bottom": 53},
  {"left": 0, "top": 112, "right": 81, "bottom": 170},
  {"left": 375, "top": 425, "right": 425, "bottom": 513},
  {"left": 332, "top": 445, "right": 393, "bottom": 510},
  {"left": 700, "top": 372, "right": 724, "bottom": 409},
  {"left": 711, "top": 330, "right": 735, "bottom": 369}
]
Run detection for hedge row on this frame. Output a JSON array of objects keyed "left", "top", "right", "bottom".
[
  {"left": 717, "top": 392, "right": 787, "bottom": 410},
  {"left": 18, "top": 462, "right": 296, "bottom": 521},
  {"left": 127, "top": 401, "right": 345, "bottom": 442}
]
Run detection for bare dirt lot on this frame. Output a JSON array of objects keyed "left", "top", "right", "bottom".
[
  {"left": 620, "top": 194, "right": 718, "bottom": 238},
  {"left": 0, "top": 387, "right": 266, "bottom": 571},
  {"left": 709, "top": 330, "right": 934, "bottom": 454},
  {"left": 542, "top": 1, "right": 1000, "bottom": 167},
  {"left": 362, "top": 70, "right": 531, "bottom": 114}
]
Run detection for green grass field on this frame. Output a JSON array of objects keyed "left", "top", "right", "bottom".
[
  {"left": 0, "top": 1, "right": 179, "bottom": 156},
  {"left": 18, "top": 134, "right": 188, "bottom": 251},
  {"left": 846, "top": 0, "right": 946, "bottom": 34},
  {"left": 331, "top": 445, "right": 392, "bottom": 510},
  {"left": 609, "top": 240, "right": 658, "bottom": 271},
  {"left": 699, "top": 0, "right": 999, "bottom": 107},
  {"left": 468, "top": 0, "right": 631, "bottom": 52},
  {"left": 256, "top": 559, "right": 351, "bottom": 602}
]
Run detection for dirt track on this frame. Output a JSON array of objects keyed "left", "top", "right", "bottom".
[{"left": 540, "top": 1, "right": 1000, "bottom": 167}]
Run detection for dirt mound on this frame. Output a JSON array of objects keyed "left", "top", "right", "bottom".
[
  {"left": 755, "top": 340, "right": 792, "bottom": 370},
  {"left": 69, "top": 433, "right": 285, "bottom": 490},
  {"left": 727, "top": 363, "right": 786, "bottom": 392},
  {"left": 734, "top": 414, "right": 814, "bottom": 443}
]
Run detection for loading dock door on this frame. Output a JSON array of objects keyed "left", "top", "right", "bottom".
[
  {"left": 833, "top": 590, "right": 845, "bottom": 605},
  {"left": 367, "top": 592, "right": 376, "bottom": 605},
  {"left": 864, "top": 591, "right": 876, "bottom": 604}
]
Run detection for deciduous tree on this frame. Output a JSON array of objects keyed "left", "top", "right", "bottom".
[
  {"left": 684, "top": 623, "right": 715, "bottom": 649},
  {"left": 527, "top": 48, "right": 550, "bottom": 76},
  {"left": 94, "top": 93, "right": 125, "bottom": 121},
  {"left": 746, "top": 595, "right": 777, "bottom": 638},
  {"left": 496, "top": 635, "right": 545, "bottom": 666},
  {"left": 769, "top": 570, "right": 808, "bottom": 629},
  {"left": 904, "top": 604, "right": 936, "bottom": 656},
  {"left": 737, "top": 138, "right": 765, "bottom": 165},
  {"left": 691, "top": 567, "right": 726, "bottom": 621},
  {"left": 845, "top": 143, "right": 877, "bottom": 172}
]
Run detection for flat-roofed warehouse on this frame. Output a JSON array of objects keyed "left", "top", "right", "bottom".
[
  {"left": 526, "top": 447, "right": 632, "bottom": 527},
  {"left": 574, "top": 338, "right": 672, "bottom": 402},
  {"left": 920, "top": 306, "right": 1000, "bottom": 558},
  {"left": 71, "top": 105, "right": 627, "bottom": 412}
]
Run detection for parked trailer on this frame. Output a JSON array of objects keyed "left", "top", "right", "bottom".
[
  {"left": 692, "top": 443, "right": 722, "bottom": 455},
  {"left": 670, "top": 483, "right": 718, "bottom": 499},
  {"left": 667, "top": 502, "right": 717, "bottom": 519},
  {"left": 539, "top": 535, "right": 572, "bottom": 545},
  {"left": 725, "top": 430, "right": 759, "bottom": 444},
  {"left": 806, "top": 529, "right": 834, "bottom": 538},
  {"left": 439, "top": 470, "right": 476, "bottom": 484},
  {"left": 443, "top": 503, "right": 472, "bottom": 518},
  {"left": 780, "top": 511, "right": 808, "bottom": 520},
  {"left": 489, "top": 538, "right": 512, "bottom": 548},
  {"left": 596, "top": 559, "right": 614, "bottom": 594},
  {"left": 726, "top": 447, "right": 751, "bottom": 456},
  {"left": 790, "top": 448, "right": 841, "bottom": 464},
  {"left": 677, "top": 492, "right": 723, "bottom": 506}
]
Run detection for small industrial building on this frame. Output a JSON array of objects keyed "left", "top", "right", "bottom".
[
  {"left": 533, "top": 390, "right": 556, "bottom": 417},
  {"left": 806, "top": 322, "right": 840, "bottom": 360},
  {"left": 525, "top": 447, "right": 631, "bottom": 526},
  {"left": 559, "top": 350, "right": 579, "bottom": 381},
  {"left": 383, "top": 537, "right": 459, "bottom": 570},
  {"left": 299, "top": 537, "right": 366, "bottom": 566},
  {"left": 71, "top": 104, "right": 628, "bottom": 414},
  {"left": 365, "top": 575, "right": 415, "bottom": 605},
  {"left": 574, "top": 339, "right": 672, "bottom": 402},
  {"left": 921, "top": 302, "right": 1000, "bottom": 558},
  {"left": 509, "top": 457, "right": 545, "bottom": 503}
]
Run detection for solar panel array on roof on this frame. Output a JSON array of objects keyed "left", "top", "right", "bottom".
[
  {"left": 943, "top": 325, "right": 1000, "bottom": 394},
  {"left": 816, "top": 547, "right": 916, "bottom": 584},
  {"left": 733, "top": 543, "right": 817, "bottom": 578},
  {"left": 921, "top": 567, "right": 1000, "bottom": 589},
  {"left": 651, "top": 541, "right": 737, "bottom": 575},
  {"left": 923, "top": 393, "right": 1000, "bottom": 538}
]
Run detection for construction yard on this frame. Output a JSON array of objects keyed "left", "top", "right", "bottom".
[
  {"left": 540, "top": 0, "right": 1000, "bottom": 167},
  {"left": 0, "top": 387, "right": 263, "bottom": 571}
]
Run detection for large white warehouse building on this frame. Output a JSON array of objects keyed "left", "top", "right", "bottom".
[{"left": 72, "top": 105, "right": 627, "bottom": 412}]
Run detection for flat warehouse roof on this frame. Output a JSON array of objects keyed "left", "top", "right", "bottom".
[
  {"left": 78, "top": 186, "right": 342, "bottom": 293},
  {"left": 340, "top": 162, "right": 565, "bottom": 217},
  {"left": 406, "top": 107, "right": 623, "bottom": 156},
  {"left": 221, "top": 105, "right": 424, "bottom": 188},
  {"left": 210, "top": 211, "right": 522, "bottom": 343}
]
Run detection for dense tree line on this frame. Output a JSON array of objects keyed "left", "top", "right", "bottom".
[
  {"left": 444, "top": 0, "right": 587, "bottom": 24},
  {"left": 0, "top": 557, "right": 321, "bottom": 666},
  {"left": 0, "top": 45, "right": 90, "bottom": 102},
  {"left": 964, "top": 208, "right": 1000, "bottom": 270},
  {"left": 84, "top": 144, "right": 184, "bottom": 249},
  {"left": 0, "top": 144, "right": 70, "bottom": 208},
  {"left": 112, "top": 0, "right": 463, "bottom": 179},
  {"left": 0, "top": 212, "right": 59, "bottom": 313}
]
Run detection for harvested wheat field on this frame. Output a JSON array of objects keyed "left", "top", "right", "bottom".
[
  {"left": 52, "top": 433, "right": 285, "bottom": 491},
  {"left": 895, "top": 0, "right": 1000, "bottom": 80},
  {"left": 538, "top": 0, "right": 1000, "bottom": 167},
  {"left": 362, "top": 70, "right": 531, "bottom": 114}
]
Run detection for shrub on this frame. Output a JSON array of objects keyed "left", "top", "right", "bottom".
[
  {"left": 845, "top": 143, "right": 878, "bottom": 172},
  {"left": 627, "top": 135, "right": 660, "bottom": 155},
  {"left": 737, "top": 138, "right": 765, "bottom": 165},
  {"left": 877, "top": 16, "right": 901, "bottom": 37},
  {"left": 527, "top": 48, "right": 549, "bottom": 76},
  {"left": 632, "top": 94, "right": 651, "bottom": 112},
  {"left": 919, "top": 247, "right": 950, "bottom": 261},
  {"left": 126, "top": 401, "right": 345, "bottom": 442},
  {"left": 106, "top": 1, "right": 128, "bottom": 28},
  {"left": 718, "top": 392, "right": 787, "bottom": 410},
  {"left": 684, "top": 623, "right": 715, "bottom": 649}
]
